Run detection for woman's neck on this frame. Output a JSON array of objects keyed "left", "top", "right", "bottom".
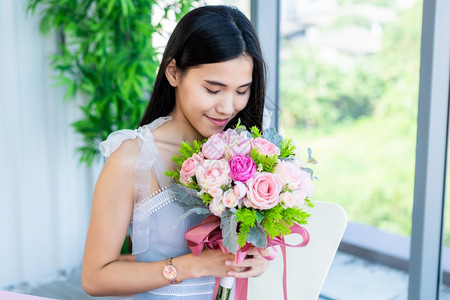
[{"left": 165, "top": 111, "right": 204, "bottom": 144}]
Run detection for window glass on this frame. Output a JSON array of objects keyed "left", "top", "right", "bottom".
[{"left": 279, "top": 0, "right": 422, "bottom": 296}]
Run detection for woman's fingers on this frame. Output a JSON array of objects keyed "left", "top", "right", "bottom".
[
  {"left": 198, "top": 247, "right": 270, "bottom": 278},
  {"left": 225, "top": 247, "right": 270, "bottom": 278}
]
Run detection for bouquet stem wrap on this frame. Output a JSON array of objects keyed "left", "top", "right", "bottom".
[
  {"left": 214, "top": 277, "right": 236, "bottom": 300},
  {"left": 185, "top": 215, "right": 310, "bottom": 300}
]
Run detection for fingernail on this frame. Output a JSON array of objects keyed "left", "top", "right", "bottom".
[
  {"left": 228, "top": 271, "right": 234, "bottom": 276},
  {"left": 225, "top": 260, "right": 232, "bottom": 266}
]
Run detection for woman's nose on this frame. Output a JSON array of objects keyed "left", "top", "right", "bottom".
[{"left": 216, "top": 93, "right": 235, "bottom": 115}]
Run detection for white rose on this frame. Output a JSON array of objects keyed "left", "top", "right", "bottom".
[
  {"left": 274, "top": 160, "right": 302, "bottom": 190},
  {"left": 209, "top": 197, "right": 226, "bottom": 217},
  {"left": 222, "top": 189, "right": 238, "bottom": 208},
  {"left": 279, "top": 191, "right": 296, "bottom": 208},
  {"left": 292, "top": 190, "right": 307, "bottom": 208}
]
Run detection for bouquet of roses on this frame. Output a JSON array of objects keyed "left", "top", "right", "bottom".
[{"left": 166, "top": 121, "right": 317, "bottom": 300}]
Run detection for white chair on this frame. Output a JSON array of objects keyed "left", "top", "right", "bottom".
[{"left": 248, "top": 201, "right": 347, "bottom": 300}]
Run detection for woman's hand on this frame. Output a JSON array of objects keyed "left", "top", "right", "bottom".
[
  {"left": 224, "top": 247, "right": 270, "bottom": 279},
  {"left": 193, "top": 247, "right": 236, "bottom": 278}
]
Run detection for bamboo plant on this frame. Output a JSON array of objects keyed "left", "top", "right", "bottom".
[
  {"left": 26, "top": 0, "right": 201, "bottom": 254},
  {"left": 26, "top": 0, "right": 200, "bottom": 166}
]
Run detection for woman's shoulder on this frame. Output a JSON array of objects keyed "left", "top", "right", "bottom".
[
  {"left": 99, "top": 128, "right": 139, "bottom": 158},
  {"left": 108, "top": 138, "right": 140, "bottom": 163},
  {"left": 100, "top": 138, "right": 140, "bottom": 178}
]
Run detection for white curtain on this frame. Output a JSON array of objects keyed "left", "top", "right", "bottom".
[{"left": 0, "top": 0, "right": 100, "bottom": 290}]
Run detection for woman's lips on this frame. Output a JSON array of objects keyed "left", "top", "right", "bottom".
[{"left": 207, "top": 116, "right": 229, "bottom": 127}]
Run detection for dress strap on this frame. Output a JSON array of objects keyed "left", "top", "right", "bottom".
[
  {"left": 132, "top": 116, "right": 172, "bottom": 254},
  {"left": 97, "top": 116, "right": 173, "bottom": 255}
]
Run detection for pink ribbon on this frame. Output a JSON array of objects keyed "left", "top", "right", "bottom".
[
  {"left": 185, "top": 215, "right": 247, "bottom": 299},
  {"left": 184, "top": 216, "right": 310, "bottom": 300},
  {"left": 185, "top": 215, "right": 228, "bottom": 255},
  {"left": 268, "top": 223, "right": 310, "bottom": 300}
]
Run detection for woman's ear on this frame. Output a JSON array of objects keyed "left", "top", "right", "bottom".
[{"left": 165, "top": 59, "right": 178, "bottom": 87}]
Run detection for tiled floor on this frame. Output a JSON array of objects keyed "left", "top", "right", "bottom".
[{"left": 9, "top": 251, "right": 450, "bottom": 299}]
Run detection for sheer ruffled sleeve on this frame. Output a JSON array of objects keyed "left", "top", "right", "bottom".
[
  {"left": 99, "top": 129, "right": 138, "bottom": 157},
  {"left": 97, "top": 117, "right": 173, "bottom": 255}
]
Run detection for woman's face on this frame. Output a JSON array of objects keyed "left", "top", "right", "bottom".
[{"left": 169, "top": 54, "right": 253, "bottom": 139}]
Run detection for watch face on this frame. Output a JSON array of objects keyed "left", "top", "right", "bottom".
[{"left": 163, "top": 264, "right": 177, "bottom": 280}]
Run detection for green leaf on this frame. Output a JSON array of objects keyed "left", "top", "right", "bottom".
[
  {"left": 255, "top": 210, "right": 265, "bottom": 223},
  {"left": 250, "top": 126, "right": 262, "bottom": 138},
  {"left": 307, "top": 147, "right": 318, "bottom": 164},
  {"left": 280, "top": 138, "right": 296, "bottom": 158},
  {"left": 220, "top": 210, "right": 238, "bottom": 254},
  {"left": 235, "top": 208, "right": 257, "bottom": 246},
  {"left": 250, "top": 148, "right": 278, "bottom": 173},
  {"left": 26, "top": 0, "right": 202, "bottom": 166},
  {"left": 259, "top": 205, "right": 311, "bottom": 239},
  {"left": 106, "top": 0, "right": 116, "bottom": 15},
  {"left": 200, "top": 192, "right": 213, "bottom": 205},
  {"left": 246, "top": 225, "right": 267, "bottom": 248}
]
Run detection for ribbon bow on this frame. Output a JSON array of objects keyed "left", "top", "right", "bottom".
[{"left": 184, "top": 215, "right": 310, "bottom": 300}]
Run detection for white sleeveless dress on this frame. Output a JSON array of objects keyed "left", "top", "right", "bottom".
[{"left": 99, "top": 116, "right": 215, "bottom": 299}]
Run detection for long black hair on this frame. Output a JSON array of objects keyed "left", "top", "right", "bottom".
[{"left": 139, "top": 5, "right": 266, "bottom": 130}]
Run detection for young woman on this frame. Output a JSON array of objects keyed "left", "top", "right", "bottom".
[{"left": 82, "top": 5, "right": 269, "bottom": 299}]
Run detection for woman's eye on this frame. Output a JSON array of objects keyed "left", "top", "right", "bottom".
[
  {"left": 237, "top": 89, "right": 249, "bottom": 95},
  {"left": 206, "top": 88, "right": 220, "bottom": 94}
]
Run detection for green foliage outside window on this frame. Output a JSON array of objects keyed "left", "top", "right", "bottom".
[
  {"left": 280, "top": 1, "right": 421, "bottom": 130},
  {"left": 26, "top": 0, "right": 200, "bottom": 166},
  {"left": 280, "top": 2, "right": 422, "bottom": 241}
]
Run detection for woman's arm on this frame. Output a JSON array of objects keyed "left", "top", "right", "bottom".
[{"left": 81, "top": 140, "right": 240, "bottom": 296}]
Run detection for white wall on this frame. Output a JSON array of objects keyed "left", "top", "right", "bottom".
[{"left": 0, "top": 0, "right": 98, "bottom": 290}]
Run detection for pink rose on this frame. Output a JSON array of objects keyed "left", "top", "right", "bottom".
[
  {"left": 222, "top": 129, "right": 252, "bottom": 156},
  {"left": 292, "top": 190, "right": 306, "bottom": 208},
  {"left": 279, "top": 192, "right": 295, "bottom": 208},
  {"left": 229, "top": 155, "right": 256, "bottom": 183},
  {"left": 223, "top": 147, "right": 234, "bottom": 160},
  {"left": 209, "top": 197, "right": 225, "bottom": 217},
  {"left": 180, "top": 157, "right": 197, "bottom": 185},
  {"left": 251, "top": 137, "right": 280, "bottom": 156},
  {"left": 299, "top": 170, "right": 314, "bottom": 197},
  {"left": 180, "top": 153, "right": 204, "bottom": 185},
  {"left": 202, "top": 133, "right": 226, "bottom": 159},
  {"left": 192, "top": 152, "right": 205, "bottom": 164},
  {"left": 274, "top": 160, "right": 302, "bottom": 190},
  {"left": 246, "top": 172, "right": 282, "bottom": 209},
  {"left": 196, "top": 159, "right": 231, "bottom": 190},
  {"left": 233, "top": 181, "right": 248, "bottom": 199},
  {"left": 222, "top": 190, "right": 238, "bottom": 208},
  {"left": 221, "top": 129, "right": 237, "bottom": 143}
]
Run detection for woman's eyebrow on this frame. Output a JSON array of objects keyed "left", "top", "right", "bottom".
[{"left": 204, "top": 80, "right": 252, "bottom": 88}]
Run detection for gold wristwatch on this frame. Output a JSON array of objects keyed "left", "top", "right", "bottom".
[{"left": 162, "top": 257, "right": 182, "bottom": 284}]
